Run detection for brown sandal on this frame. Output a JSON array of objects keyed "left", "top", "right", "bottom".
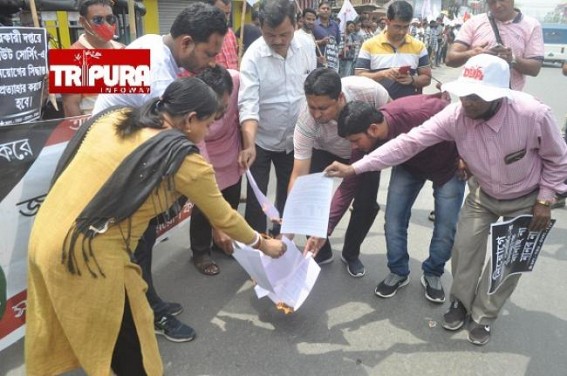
[{"left": 192, "top": 255, "right": 220, "bottom": 276}]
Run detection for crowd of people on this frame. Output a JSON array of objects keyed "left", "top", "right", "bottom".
[
  {"left": 291, "top": 2, "right": 462, "bottom": 78},
  {"left": 23, "top": 0, "right": 567, "bottom": 374}
]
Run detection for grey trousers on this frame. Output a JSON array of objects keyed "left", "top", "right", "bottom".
[{"left": 450, "top": 177, "right": 538, "bottom": 325}]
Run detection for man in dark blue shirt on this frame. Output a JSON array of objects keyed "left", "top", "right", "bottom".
[{"left": 313, "top": 1, "right": 341, "bottom": 71}]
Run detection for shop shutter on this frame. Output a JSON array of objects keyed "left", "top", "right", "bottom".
[{"left": 157, "top": 0, "right": 198, "bottom": 35}]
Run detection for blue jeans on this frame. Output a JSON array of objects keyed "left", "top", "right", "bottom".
[{"left": 384, "top": 165, "right": 465, "bottom": 277}]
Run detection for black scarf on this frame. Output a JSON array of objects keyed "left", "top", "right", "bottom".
[{"left": 53, "top": 107, "right": 198, "bottom": 277}]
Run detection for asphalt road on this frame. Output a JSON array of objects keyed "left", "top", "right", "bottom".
[{"left": 1, "top": 64, "right": 566, "bottom": 376}]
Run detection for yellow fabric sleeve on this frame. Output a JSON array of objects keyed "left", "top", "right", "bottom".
[{"left": 174, "top": 153, "right": 256, "bottom": 244}]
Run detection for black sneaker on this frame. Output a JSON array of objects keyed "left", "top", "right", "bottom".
[
  {"left": 164, "top": 302, "right": 183, "bottom": 316},
  {"left": 314, "top": 249, "right": 334, "bottom": 265},
  {"left": 374, "top": 273, "right": 409, "bottom": 298},
  {"left": 421, "top": 274, "right": 445, "bottom": 303},
  {"left": 468, "top": 320, "right": 491, "bottom": 346},
  {"left": 340, "top": 255, "right": 365, "bottom": 278},
  {"left": 442, "top": 299, "right": 467, "bottom": 331},
  {"left": 154, "top": 314, "right": 196, "bottom": 343}
]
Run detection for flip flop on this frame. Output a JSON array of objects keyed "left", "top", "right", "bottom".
[{"left": 192, "top": 255, "right": 220, "bottom": 276}]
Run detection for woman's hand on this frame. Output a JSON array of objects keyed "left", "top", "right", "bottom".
[{"left": 259, "top": 237, "right": 287, "bottom": 258}]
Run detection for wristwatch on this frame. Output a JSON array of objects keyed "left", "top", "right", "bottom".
[{"left": 535, "top": 199, "right": 551, "bottom": 207}]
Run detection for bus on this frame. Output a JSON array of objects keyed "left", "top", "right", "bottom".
[{"left": 542, "top": 24, "right": 567, "bottom": 65}]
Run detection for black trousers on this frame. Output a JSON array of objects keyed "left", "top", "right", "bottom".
[
  {"left": 111, "top": 295, "right": 146, "bottom": 375},
  {"left": 310, "top": 148, "right": 381, "bottom": 261},
  {"left": 190, "top": 178, "right": 242, "bottom": 257},
  {"left": 244, "top": 144, "right": 294, "bottom": 235},
  {"left": 132, "top": 220, "right": 167, "bottom": 316}
]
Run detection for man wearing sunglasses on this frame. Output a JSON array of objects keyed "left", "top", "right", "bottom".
[{"left": 63, "top": 0, "right": 124, "bottom": 117}]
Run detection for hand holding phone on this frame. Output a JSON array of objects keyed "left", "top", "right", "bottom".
[{"left": 398, "top": 65, "right": 411, "bottom": 75}]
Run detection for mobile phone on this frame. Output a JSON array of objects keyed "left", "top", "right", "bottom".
[{"left": 398, "top": 65, "right": 411, "bottom": 75}]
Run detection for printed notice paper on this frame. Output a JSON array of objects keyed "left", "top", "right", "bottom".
[
  {"left": 232, "top": 237, "right": 320, "bottom": 312},
  {"left": 280, "top": 172, "right": 334, "bottom": 238},
  {"left": 489, "top": 215, "right": 555, "bottom": 294}
]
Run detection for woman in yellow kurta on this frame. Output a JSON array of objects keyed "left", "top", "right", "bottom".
[{"left": 25, "top": 77, "right": 286, "bottom": 376}]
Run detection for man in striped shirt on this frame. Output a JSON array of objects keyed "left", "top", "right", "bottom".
[
  {"left": 355, "top": 1, "right": 431, "bottom": 99},
  {"left": 446, "top": 0, "right": 543, "bottom": 91},
  {"left": 324, "top": 54, "right": 567, "bottom": 346},
  {"left": 289, "top": 68, "right": 390, "bottom": 277},
  {"left": 207, "top": 0, "right": 239, "bottom": 70}
]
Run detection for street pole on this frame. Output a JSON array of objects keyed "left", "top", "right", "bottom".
[{"left": 128, "top": 0, "right": 136, "bottom": 43}]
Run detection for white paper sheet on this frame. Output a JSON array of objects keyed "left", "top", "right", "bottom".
[
  {"left": 245, "top": 170, "right": 280, "bottom": 221},
  {"left": 232, "top": 237, "right": 320, "bottom": 312},
  {"left": 280, "top": 172, "right": 334, "bottom": 238}
]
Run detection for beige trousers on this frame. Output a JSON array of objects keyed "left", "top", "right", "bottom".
[{"left": 449, "top": 178, "right": 538, "bottom": 325}]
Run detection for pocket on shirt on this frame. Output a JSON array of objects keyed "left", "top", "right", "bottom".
[{"left": 502, "top": 150, "right": 533, "bottom": 186}]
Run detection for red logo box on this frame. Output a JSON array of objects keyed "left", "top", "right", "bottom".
[{"left": 49, "top": 49, "right": 150, "bottom": 94}]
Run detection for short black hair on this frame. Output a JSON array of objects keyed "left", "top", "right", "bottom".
[
  {"left": 303, "top": 8, "right": 316, "bottom": 18},
  {"left": 78, "top": 0, "right": 114, "bottom": 17},
  {"left": 387, "top": 1, "right": 414, "bottom": 22},
  {"left": 258, "top": 0, "right": 296, "bottom": 28},
  {"left": 338, "top": 101, "right": 384, "bottom": 138},
  {"left": 197, "top": 65, "right": 234, "bottom": 97},
  {"left": 170, "top": 3, "right": 228, "bottom": 42},
  {"left": 304, "top": 68, "right": 342, "bottom": 100}
]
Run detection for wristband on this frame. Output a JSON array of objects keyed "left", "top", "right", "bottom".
[
  {"left": 535, "top": 199, "right": 551, "bottom": 207},
  {"left": 247, "top": 232, "right": 261, "bottom": 248}
]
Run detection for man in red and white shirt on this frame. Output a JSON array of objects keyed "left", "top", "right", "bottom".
[
  {"left": 207, "top": 0, "right": 239, "bottom": 69},
  {"left": 63, "top": 0, "right": 124, "bottom": 117}
]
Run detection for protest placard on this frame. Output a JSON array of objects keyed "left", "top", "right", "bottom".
[
  {"left": 0, "top": 27, "right": 47, "bottom": 126},
  {"left": 489, "top": 215, "right": 556, "bottom": 294}
]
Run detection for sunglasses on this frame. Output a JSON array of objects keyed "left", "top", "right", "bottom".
[{"left": 90, "top": 15, "right": 117, "bottom": 25}]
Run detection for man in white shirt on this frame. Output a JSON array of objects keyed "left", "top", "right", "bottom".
[
  {"left": 238, "top": 0, "right": 316, "bottom": 236},
  {"left": 290, "top": 68, "right": 390, "bottom": 277},
  {"left": 93, "top": 3, "right": 226, "bottom": 114}
]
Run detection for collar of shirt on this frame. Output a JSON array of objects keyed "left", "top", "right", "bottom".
[
  {"left": 474, "top": 97, "right": 513, "bottom": 133},
  {"left": 316, "top": 19, "right": 334, "bottom": 28},
  {"left": 375, "top": 31, "right": 412, "bottom": 49},
  {"left": 257, "top": 35, "right": 302, "bottom": 58},
  {"left": 490, "top": 8, "right": 523, "bottom": 25}
]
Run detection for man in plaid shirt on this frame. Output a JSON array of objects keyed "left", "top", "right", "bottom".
[{"left": 208, "top": 0, "right": 239, "bottom": 69}]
